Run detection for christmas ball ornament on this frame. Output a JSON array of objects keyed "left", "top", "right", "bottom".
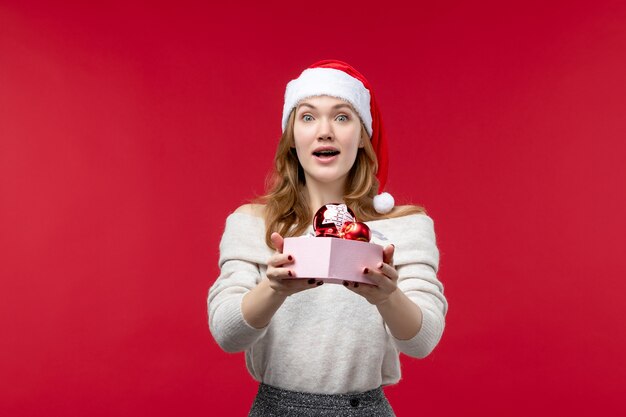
[
  {"left": 340, "top": 221, "right": 371, "bottom": 242},
  {"left": 313, "top": 203, "right": 356, "bottom": 238}
]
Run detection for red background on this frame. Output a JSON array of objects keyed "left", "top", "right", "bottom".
[{"left": 2, "top": 1, "right": 625, "bottom": 415}]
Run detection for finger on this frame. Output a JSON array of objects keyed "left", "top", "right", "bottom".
[
  {"left": 268, "top": 252, "right": 294, "bottom": 267},
  {"left": 383, "top": 244, "right": 395, "bottom": 266},
  {"left": 361, "top": 268, "right": 387, "bottom": 287},
  {"left": 343, "top": 280, "right": 375, "bottom": 294},
  {"left": 266, "top": 266, "right": 295, "bottom": 279},
  {"left": 281, "top": 277, "right": 322, "bottom": 289},
  {"left": 270, "top": 232, "right": 284, "bottom": 253},
  {"left": 363, "top": 267, "right": 397, "bottom": 290},
  {"left": 374, "top": 261, "right": 399, "bottom": 281},
  {"left": 268, "top": 276, "right": 320, "bottom": 295}
]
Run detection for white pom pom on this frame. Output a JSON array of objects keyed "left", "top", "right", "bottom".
[{"left": 373, "top": 192, "right": 395, "bottom": 214}]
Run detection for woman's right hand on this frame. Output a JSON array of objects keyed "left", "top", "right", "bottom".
[{"left": 266, "top": 232, "right": 323, "bottom": 297}]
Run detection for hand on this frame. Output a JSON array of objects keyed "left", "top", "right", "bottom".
[
  {"left": 265, "top": 232, "right": 324, "bottom": 297},
  {"left": 343, "top": 244, "right": 399, "bottom": 305}
]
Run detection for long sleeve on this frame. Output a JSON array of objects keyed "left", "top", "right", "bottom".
[
  {"left": 207, "top": 213, "right": 273, "bottom": 353},
  {"left": 383, "top": 214, "right": 448, "bottom": 358}
]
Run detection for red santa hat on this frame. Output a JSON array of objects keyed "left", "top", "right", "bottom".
[{"left": 282, "top": 59, "right": 395, "bottom": 214}]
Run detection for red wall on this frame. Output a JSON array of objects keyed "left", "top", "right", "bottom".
[{"left": 1, "top": 1, "right": 625, "bottom": 415}]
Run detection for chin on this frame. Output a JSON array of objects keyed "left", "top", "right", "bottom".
[{"left": 309, "top": 173, "right": 350, "bottom": 185}]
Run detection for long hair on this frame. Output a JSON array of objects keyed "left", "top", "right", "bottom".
[{"left": 250, "top": 108, "right": 426, "bottom": 249}]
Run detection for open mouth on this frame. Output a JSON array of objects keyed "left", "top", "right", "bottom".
[{"left": 312, "top": 150, "right": 340, "bottom": 158}]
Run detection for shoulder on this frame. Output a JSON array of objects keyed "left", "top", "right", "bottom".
[
  {"left": 225, "top": 204, "right": 266, "bottom": 228},
  {"left": 371, "top": 211, "right": 438, "bottom": 268},
  {"left": 224, "top": 204, "right": 266, "bottom": 238},
  {"left": 220, "top": 204, "right": 272, "bottom": 264},
  {"left": 233, "top": 203, "right": 266, "bottom": 218},
  {"left": 368, "top": 209, "right": 435, "bottom": 245}
]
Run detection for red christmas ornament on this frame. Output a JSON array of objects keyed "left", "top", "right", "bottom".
[
  {"left": 313, "top": 203, "right": 356, "bottom": 238},
  {"left": 340, "top": 221, "right": 371, "bottom": 242}
]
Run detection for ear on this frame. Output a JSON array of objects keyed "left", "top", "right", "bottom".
[{"left": 358, "top": 128, "right": 367, "bottom": 148}]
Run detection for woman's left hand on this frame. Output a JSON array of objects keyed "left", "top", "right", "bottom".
[{"left": 344, "top": 244, "right": 398, "bottom": 306}]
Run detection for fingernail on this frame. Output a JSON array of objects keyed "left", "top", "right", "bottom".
[
  {"left": 288, "top": 270, "right": 292, "bottom": 277},
  {"left": 364, "top": 268, "right": 369, "bottom": 274},
  {"left": 343, "top": 281, "right": 349, "bottom": 286},
  {"left": 288, "top": 255, "right": 293, "bottom": 261},
  {"left": 308, "top": 278, "right": 315, "bottom": 284},
  {"left": 316, "top": 281, "right": 323, "bottom": 286},
  {"left": 354, "top": 282, "right": 359, "bottom": 288},
  {"left": 391, "top": 244, "right": 395, "bottom": 248}
]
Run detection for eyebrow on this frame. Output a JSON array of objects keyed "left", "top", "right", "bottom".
[{"left": 298, "top": 103, "right": 354, "bottom": 111}]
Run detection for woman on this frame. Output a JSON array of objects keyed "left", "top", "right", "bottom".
[{"left": 208, "top": 59, "right": 448, "bottom": 416}]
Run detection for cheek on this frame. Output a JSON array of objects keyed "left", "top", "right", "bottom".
[
  {"left": 292, "top": 137, "right": 309, "bottom": 163},
  {"left": 346, "top": 137, "right": 364, "bottom": 165},
  {"left": 292, "top": 135, "right": 306, "bottom": 153},
  {"left": 293, "top": 125, "right": 313, "bottom": 144},
  {"left": 346, "top": 129, "right": 363, "bottom": 153},
  {"left": 346, "top": 148, "right": 360, "bottom": 168},
  {"left": 293, "top": 124, "right": 318, "bottom": 149}
]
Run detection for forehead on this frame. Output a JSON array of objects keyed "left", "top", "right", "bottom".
[{"left": 297, "top": 95, "right": 355, "bottom": 111}]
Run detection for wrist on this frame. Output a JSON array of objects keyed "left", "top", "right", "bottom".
[
  {"left": 375, "top": 288, "right": 400, "bottom": 308},
  {"left": 261, "top": 278, "right": 289, "bottom": 301},
  {"left": 242, "top": 278, "right": 287, "bottom": 329}
]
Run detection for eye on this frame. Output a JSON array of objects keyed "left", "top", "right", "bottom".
[
  {"left": 302, "top": 114, "right": 313, "bottom": 122},
  {"left": 336, "top": 114, "right": 349, "bottom": 122}
]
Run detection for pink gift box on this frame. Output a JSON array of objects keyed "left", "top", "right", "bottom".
[{"left": 282, "top": 236, "right": 383, "bottom": 285}]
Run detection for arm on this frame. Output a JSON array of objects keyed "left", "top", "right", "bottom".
[
  {"left": 345, "top": 214, "right": 448, "bottom": 358},
  {"left": 241, "top": 231, "right": 323, "bottom": 328},
  {"left": 385, "top": 214, "right": 447, "bottom": 358},
  {"left": 208, "top": 257, "right": 269, "bottom": 353},
  {"left": 207, "top": 210, "right": 273, "bottom": 353},
  {"left": 241, "top": 276, "right": 287, "bottom": 329},
  {"left": 375, "top": 286, "right": 423, "bottom": 340},
  {"left": 383, "top": 260, "right": 447, "bottom": 359},
  {"left": 208, "top": 206, "right": 322, "bottom": 352}
]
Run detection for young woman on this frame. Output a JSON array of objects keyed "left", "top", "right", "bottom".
[{"left": 208, "top": 59, "right": 448, "bottom": 416}]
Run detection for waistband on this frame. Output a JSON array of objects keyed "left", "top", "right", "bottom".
[{"left": 255, "top": 382, "right": 388, "bottom": 409}]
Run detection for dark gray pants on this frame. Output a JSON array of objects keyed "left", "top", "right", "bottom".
[{"left": 248, "top": 383, "right": 396, "bottom": 416}]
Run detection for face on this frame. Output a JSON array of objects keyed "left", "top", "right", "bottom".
[{"left": 292, "top": 95, "right": 364, "bottom": 187}]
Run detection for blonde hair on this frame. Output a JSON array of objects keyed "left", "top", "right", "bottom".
[{"left": 250, "top": 108, "right": 426, "bottom": 249}]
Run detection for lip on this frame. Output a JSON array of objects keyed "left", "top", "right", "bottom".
[
  {"left": 312, "top": 154, "right": 339, "bottom": 164},
  {"left": 312, "top": 146, "right": 340, "bottom": 154},
  {"left": 311, "top": 146, "right": 340, "bottom": 164}
]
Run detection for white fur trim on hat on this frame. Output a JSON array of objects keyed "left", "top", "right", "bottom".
[
  {"left": 282, "top": 67, "right": 372, "bottom": 136},
  {"left": 373, "top": 192, "right": 395, "bottom": 214}
]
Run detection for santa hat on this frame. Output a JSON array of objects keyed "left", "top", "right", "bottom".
[{"left": 282, "top": 59, "right": 395, "bottom": 214}]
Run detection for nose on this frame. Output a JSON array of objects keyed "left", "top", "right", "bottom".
[{"left": 317, "top": 117, "right": 334, "bottom": 141}]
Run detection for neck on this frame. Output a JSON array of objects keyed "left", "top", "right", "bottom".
[{"left": 302, "top": 175, "right": 347, "bottom": 219}]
